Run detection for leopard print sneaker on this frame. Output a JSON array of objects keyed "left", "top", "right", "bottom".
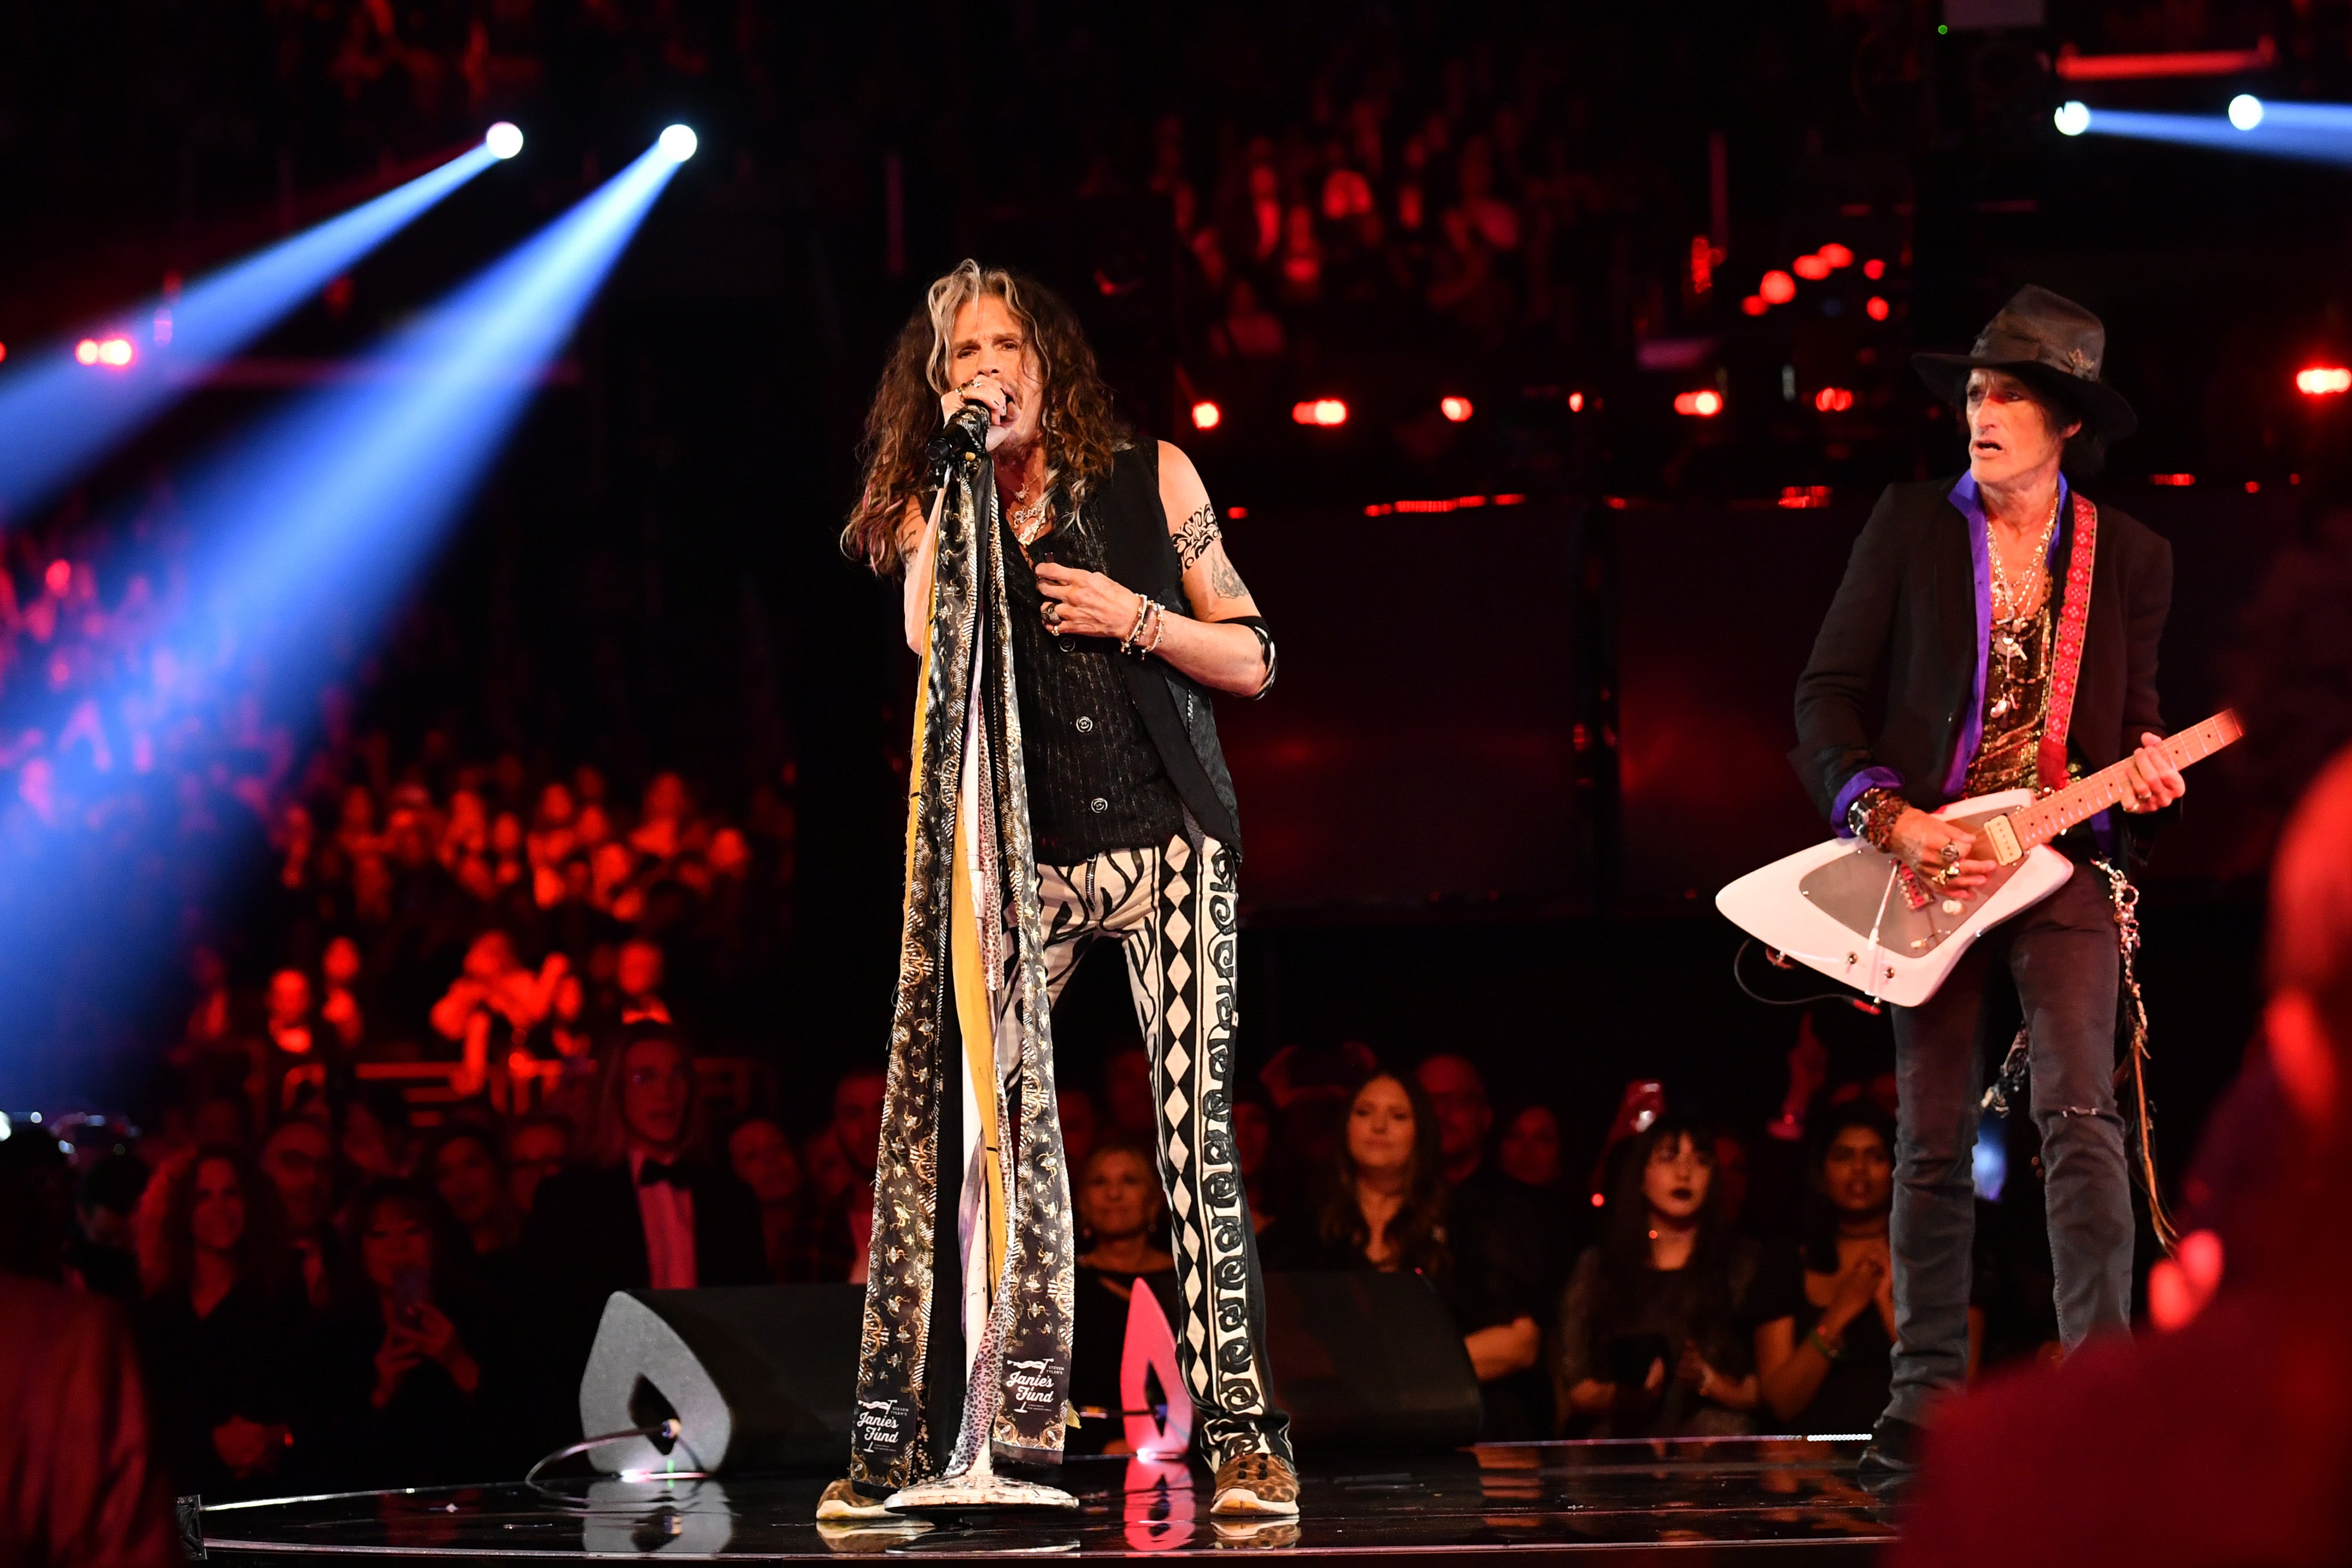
[
  {"left": 814, "top": 1476, "right": 902, "bottom": 1522},
  {"left": 1209, "top": 1452, "right": 1301, "bottom": 1517}
]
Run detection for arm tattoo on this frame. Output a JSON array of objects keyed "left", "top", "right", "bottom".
[
  {"left": 1207, "top": 542, "right": 1248, "bottom": 601},
  {"left": 1175, "top": 503, "right": 1221, "bottom": 569}
]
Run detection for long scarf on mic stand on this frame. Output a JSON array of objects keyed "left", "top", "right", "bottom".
[{"left": 846, "top": 437, "right": 1075, "bottom": 1492}]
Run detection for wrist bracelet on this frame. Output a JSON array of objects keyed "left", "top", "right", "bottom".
[
  {"left": 1807, "top": 1326, "right": 1845, "bottom": 1361},
  {"left": 1143, "top": 603, "right": 1169, "bottom": 656},
  {"left": 1123, "top": 594, "right": 1153, "bottom": 653},
  {"left": 1855, "top": 788, "right": 1905, "bottom": 852}
]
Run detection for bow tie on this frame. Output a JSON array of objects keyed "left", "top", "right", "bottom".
[{"left": 637, "top": 1159, "right": 687, "bottom": 1188}]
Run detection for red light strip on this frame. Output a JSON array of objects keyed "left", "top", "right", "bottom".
[
  {"left": 2053, "top": 38, "right": 2275, "bottom": 80},
  {"left": 1361, "top": 494, "right": 1529, "bottom": 517}
]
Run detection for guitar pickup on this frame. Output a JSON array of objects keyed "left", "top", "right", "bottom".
[{"left": 1982, "top": 815, "right": 2022, "bottom": 865}]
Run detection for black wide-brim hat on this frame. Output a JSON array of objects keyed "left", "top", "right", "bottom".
[{"left": 1913, "top": 284, "right": 2138, "bottom": 443}]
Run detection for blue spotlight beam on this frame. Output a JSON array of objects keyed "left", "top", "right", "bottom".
[
  {"left": 182, "top": 142, "right": 680, "bottom": 650},
  {"left": 0, "top": 141, "right": 680, "bottom": 1104},
  {"left": 0, "top": 144, "right": 499, "bottom": 522},
  {"left": 2082, "top": 105, "right": 2352, "bottom": 165}
]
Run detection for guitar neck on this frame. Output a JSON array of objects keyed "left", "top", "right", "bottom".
[{"left": 2009, "top": 710, "right": 2244, "bottom": 852}]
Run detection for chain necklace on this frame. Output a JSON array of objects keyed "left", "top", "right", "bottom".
[
  {"left": 1004, "top": 477, "right": 1055, "bottom": 548},
  {"left": 1988, "top": 486, "right": 2062, "bottom": 623}
]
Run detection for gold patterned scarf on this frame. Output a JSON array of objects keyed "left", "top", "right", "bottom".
[{"left": 847, "top": 444, "right": 1075, "bottom": 1491}]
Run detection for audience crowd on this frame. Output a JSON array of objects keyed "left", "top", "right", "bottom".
[{"left": 3, "top": 979, "right": 2104, "bottom": 1504}]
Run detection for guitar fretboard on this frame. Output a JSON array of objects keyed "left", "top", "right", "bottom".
[{"left": 2010, "top": 710, "right": 2244, "bottom": 852}]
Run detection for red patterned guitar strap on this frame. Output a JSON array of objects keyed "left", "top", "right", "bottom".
[
  {"left": 2029, "top": 493, "right": 2177, "bottom": 1249},
  {"left": 2036, "top": 493, "right": 2098, "bottom": 792}
]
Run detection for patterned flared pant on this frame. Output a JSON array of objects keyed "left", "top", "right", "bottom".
[{"left": 1032, "top": 834, "right": 1292, "bottom": 1465}]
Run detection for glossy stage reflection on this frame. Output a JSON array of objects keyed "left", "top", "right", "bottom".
[{"left": 199, "top": 1438, "right": 1891, "bottom": 1560}]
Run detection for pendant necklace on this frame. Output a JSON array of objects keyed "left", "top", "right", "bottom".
[
  {"left": 1989, "top": 487, "right": 2062, "bottom": 623},
  {"left": 1006, "top": 482, "right": 1054, "bottom": 548}
]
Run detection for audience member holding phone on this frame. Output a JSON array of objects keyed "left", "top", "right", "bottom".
[{"left": 308, "top": 1179, "right": 496, "bottom": 1487}]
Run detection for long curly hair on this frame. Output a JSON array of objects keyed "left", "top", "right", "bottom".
[
  {"left": 841, "top": 260, "right": 1129, "bottom": 576},
  {"left": 136, "top": 1144, "right": 294, "bottom": 1301}
]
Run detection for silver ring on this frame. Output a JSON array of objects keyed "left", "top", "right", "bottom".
[{"left": 1939, "top": 842, "right": 1960, "bottom": 866}]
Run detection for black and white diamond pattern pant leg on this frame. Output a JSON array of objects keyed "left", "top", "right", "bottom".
[{"left": 1030, "top": 837, "right": 1293, "bottom": 1466}]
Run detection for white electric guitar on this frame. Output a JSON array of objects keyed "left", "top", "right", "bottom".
[{"left": 1715, "top": 711, "right": 2243, "bottom": 1007}]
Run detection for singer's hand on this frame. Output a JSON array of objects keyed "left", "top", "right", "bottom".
[
  {"left": 938, "top": 374, "right": 1017, "bottom": 453},
  {"left": 1035, "top": 564, "right": 1146, "bottom": 641}
]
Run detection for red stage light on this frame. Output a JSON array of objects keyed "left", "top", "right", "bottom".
[
  {"left": 1778, "top": 485, "right": 1834, "bottom": 509},
  {"left": 1865, "top": 296, "right": 1892, "bottom": 322},
  {"left": 74, "top": 339, "right": 101, "bottom": 366},
  {"left": 1567, "top": 391, "right": 1585, "bottom": 412},
  {"left": 1740, "top": 295, "right": 1768, "bottom": 317},
  {"left": 1227, "top": 506, "right": 1248, "bottom": 519},
  {"left": 1590, "top": 1192, "right": 1606, "bottom": 1208},
  {"left": 44, "top": 560, "right": 71, "bottom": 596},
  {"left": 1191, "top": 400, "right": 1223, "bottom": 430},
  {"left": 1673, "top": 389, "right": 1723, "bottom": 417},
  {"left": 1793, "top": 254, "right": 1832, "bottom": 281},
  {"left": 1759, "top": 270, "right": 1796, "bottom": 305},
  {"left": 2246, "top": 480, "right": 2261, "bottom": 493},
  {"left": 1688, "top": 234, "right": 1713, "bottom": 296},
  {"left": 1863, "top": 259, "right": 1886, "bottom": 280},
  {"left": 0, "top": 342, "right": 8, "bottom": 363},
  {"left": 2150, "top": 473, "right": 2196, "bottom": 487},
  {"left": 2295, "top": 366, "right": 2352, "bottom": 396},
  {"left": 1820, "top": 243, "right": 1854, "bottom": 269},
  {"left": 1439, "top": 395, "right": 1473, "bottom": 423},
  {"left": 99, "top": 337, "right": 133, "bottom": 367},
  {"left": 1813, "top": 386, "right": 1855, "bottom": 413},
  {"left": 1291, "top": 398, "right": 1348, "bottom": 427}
]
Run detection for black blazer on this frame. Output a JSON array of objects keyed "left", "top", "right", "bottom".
[
  {"left": 523, "top": 1161, "right": 769, "bottom": 1300},
  {"left": 1791, "top": 477, "right": 2172, "bottom": 839}
]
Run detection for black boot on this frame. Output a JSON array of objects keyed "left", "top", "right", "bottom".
[{"left": 1855, "top": 1415, "right": 1925, "bottom": 1506}]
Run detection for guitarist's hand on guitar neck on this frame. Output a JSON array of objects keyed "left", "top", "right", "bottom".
[
  {"left": 1886, "top": 809, "right": 1994, "bottom": 900},
  {"left": 2117, "top": 731, "right": 2189, "bottom": 813}
]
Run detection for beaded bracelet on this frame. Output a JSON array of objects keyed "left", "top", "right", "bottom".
[
  {"left": 1857, "top": 788, "right": 1906, "bottom": 852},
  {"left": 1122, "top": 594, "right": 1154, "bottom": 653},
  {"left": 1142, "top": 603, "right": 1170, "bottom": 656}
]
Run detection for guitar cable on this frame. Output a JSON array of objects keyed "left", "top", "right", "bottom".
[{"left": 1730, "top": 938, "right": 1882, "bottom": 1014}]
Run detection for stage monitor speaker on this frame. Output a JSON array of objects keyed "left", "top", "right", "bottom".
[
  {"left": 579, "top": 1271, "right": 1480, "bottom": 1475},
  {"left": 579, "top": 1283, "right": 864, "bottom": 1476},
  {"left": 1258, "top": 1271, "right": 1483, "bottom": 1451}
]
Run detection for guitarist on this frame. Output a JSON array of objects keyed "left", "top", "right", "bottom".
[{"left": 1790, "top": 287, "right": 2186, "bottom": 1500}]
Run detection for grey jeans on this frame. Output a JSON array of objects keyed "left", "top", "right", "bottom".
[{"left": 1885, "top": 861, "right": 2132, "bottom": 1427}]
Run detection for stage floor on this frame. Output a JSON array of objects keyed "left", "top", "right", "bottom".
[{"left": 196, "top": 1438, "right": 1894, "bottom": 1562}]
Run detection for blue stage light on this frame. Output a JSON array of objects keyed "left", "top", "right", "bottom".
[
  {"left": 2076, "top": 102, "right": 2352, "bottom": 165},
  {"left": 0, "top": 139, "right": 683, "bottom": 1103},
  {"left": 659, "top": 124, "right": 699, "bottom": 163},
  {"left": 180, "top": 141, "right": 682, "bottom": 665},
  {"left": 2229, "top": 93, "right": 2265, "bottom": 130},
  {"left": 2054, "top": 100, "right": 2091, "bottom": 136},
  {"left": 486, "top": 121, "right": 525, "bottom": 160},
  {"left": 0, "top": 143, "right": 501, "bottom": 523}
]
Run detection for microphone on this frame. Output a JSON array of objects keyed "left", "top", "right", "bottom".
[{"left": 926, "top": 393, "right": 998, "bottom": 473}]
